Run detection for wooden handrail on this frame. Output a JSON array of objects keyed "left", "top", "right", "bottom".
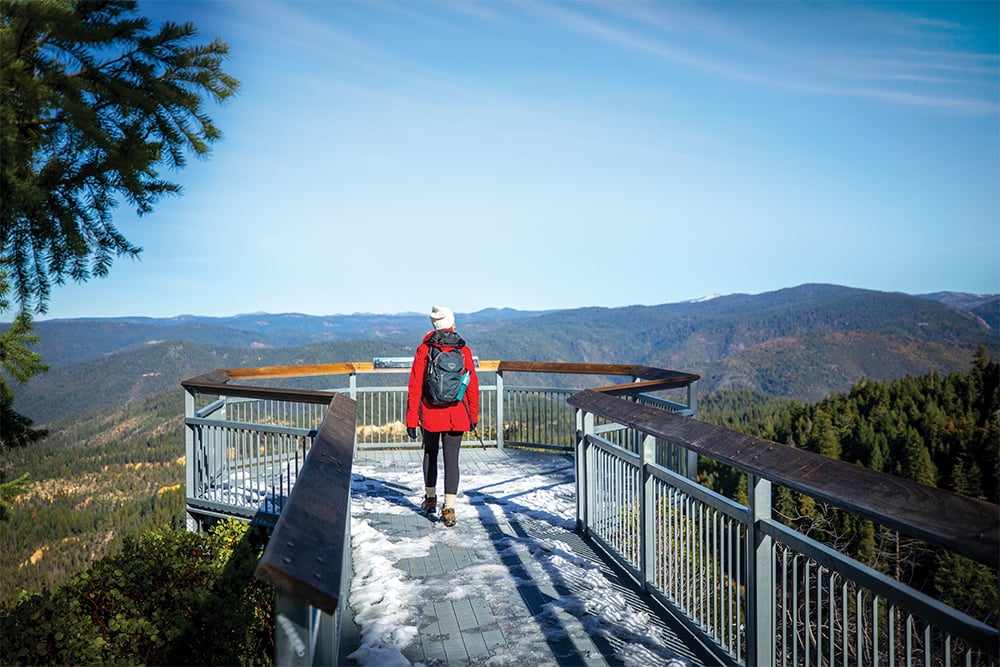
[
  {"left": 495, "top": 360, "right": 700, "bottom": 385},
  {"left": 568, "top": 389, "right": 1000, "bottom": 568},
  {"left": 181, "top": 360, "right": 698, "bottom": 408},
  {"left": 182, "top": 360, "right": 699, "bottom": 395},
  {"left": 181, "top": 375, "right": 337, "bottom": 405},
  {"left": 254, "top": 392, "right": 357, "bottom": 614}
]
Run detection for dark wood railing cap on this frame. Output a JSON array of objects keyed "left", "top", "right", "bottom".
[
  {"left": 568, "top": 389, "right": 1000, "bottom": 569},
  {"left": 254, "top": 393, "right": 357, "bottom": 614},
  {"left": 182, "top": 360, "right": 700, "bottom": 405}
]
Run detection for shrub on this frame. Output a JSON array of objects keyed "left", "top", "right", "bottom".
[{"left": 1, "top": 519, "right": 274, "bottom": 665}]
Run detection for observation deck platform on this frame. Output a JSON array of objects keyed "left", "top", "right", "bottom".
[
  {"left": 341, "top": 447, "right": 714, "bottom": 667},
  {"left": 184, "top": 361, "right": 998, "bottom": 667}
]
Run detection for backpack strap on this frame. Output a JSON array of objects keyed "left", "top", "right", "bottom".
[{"left": 427, "top": 329, "right": 465, "bottom": 350}]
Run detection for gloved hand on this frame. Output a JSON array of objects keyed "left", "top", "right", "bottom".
[
  {"left": 470, "top": 422, "right": 477, "bottom": 432},
  {"left": 407, "top": 427, "right": 418, "bottom": 439}
]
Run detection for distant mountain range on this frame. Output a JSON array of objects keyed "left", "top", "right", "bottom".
[
  {"left": 24, "top": 307, "right": 557, "bottom": 370},
  {"left": 9, "top": 284, "right": 998, "bottom": 425}
]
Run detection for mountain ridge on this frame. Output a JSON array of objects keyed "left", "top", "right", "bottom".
[{"left": 9, "top": 284, "right": 997, "bottom": 424}]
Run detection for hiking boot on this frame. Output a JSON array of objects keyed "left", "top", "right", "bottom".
[
  {"left": 441, "top": 507, "right": 456, "bottom": 527},
  {"left": 420, "top": 496, "right": 437, "bottom": 514}
]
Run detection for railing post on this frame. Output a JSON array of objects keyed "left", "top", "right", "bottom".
[
  {"left": 747, "top": 473, "right": 775, "bottom": 666},
  {"left": 348, "top": 372, "right": 357, "bottom": 400},
  {"left": 496, "top": 370, "right": 505, "bottom": 450},
  {"left": 687, "top": 379, "right": 698, "bottom": 416},
  {"left": 684, "top": 448, "right": 699, "bottom": 481},
  {"left": 184, "top": 387, "right": 198, "bottom": 532},
  {"left": 275, "top": 595, "right": 311, "bottom": 666},
  {"left": 685, "top": 381, "right": 699, "bottom": 480},
  {"left": 273, "top": 596, "right": 339, "bottom": 666},
  {"left": 640, "top": 433, "right": 656, "bottom": 592},
  {"left": 575, "top": 408, "right": 593, "bottom": 534}
]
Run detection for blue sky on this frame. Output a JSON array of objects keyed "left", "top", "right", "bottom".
[{"left": 42, "top": 0, "right": 999, "bottom": 320}]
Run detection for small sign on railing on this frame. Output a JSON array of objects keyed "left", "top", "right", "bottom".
[
  {"left": 373, "top": 356, "right": 479, "bottom": 369},
  {"left": 372, "top": 357, "right": 413, "bottom": 369}
]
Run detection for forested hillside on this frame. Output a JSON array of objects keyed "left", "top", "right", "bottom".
[
  {"left": 695, "top": 331, "right": 979, "bottom": 401},
  {"left": 698, "top": 350, "right": 999, "bottom": 624},
  {"left": 13, "top": 338, "right": 416, "bottom": 425},
  {"left": 700, "top": 349, "right": 999, "bottom": 502},
  {"left": 922, "top": 291, "right": 1000, "bottom": 331},
  {"left": 0, "top": 392, "right": 186, "bottom": 600}
]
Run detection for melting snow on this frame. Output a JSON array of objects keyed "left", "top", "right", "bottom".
[{"left": 347, "top": 453, "right": 691, "bottom": 667}]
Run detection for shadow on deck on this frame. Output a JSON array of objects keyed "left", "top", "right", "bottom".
[{"left": 341, "top": 448, "right": 717, "bottom": 667}]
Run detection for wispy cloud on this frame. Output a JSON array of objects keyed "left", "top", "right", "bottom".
[{"left": 530, "top": 1, "right": 999, "bottom": 116}]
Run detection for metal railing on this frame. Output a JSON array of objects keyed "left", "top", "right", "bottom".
[
  {"left": 180, "top": 361, "right": 698, "bottom": 666},
  {"left": 184, "top": 391, "right": 331, "bottom": 526},
  {"left": 181, "top": 361, "right": 699, "bottom": 530},
  {"left": 254, "top": 393, "right": 356, "bottom": 667},
  {"left": 569, "top": 389, "right": 999, "bottom": 667},
  {"left": 180, "top": 360, "right": 998, "bottom": 667}
]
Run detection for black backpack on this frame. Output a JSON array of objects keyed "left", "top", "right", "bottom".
[{"left": 423, "top": 331, "right": 470, "bottom": 407}]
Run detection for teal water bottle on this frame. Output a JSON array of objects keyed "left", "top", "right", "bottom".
[{"left": 455, "top": 370, "right": 471, "bottom": 400}]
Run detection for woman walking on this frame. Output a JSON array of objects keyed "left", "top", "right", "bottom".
[{"left": 406, "top": 305, "right": 479, "bottom": 527}]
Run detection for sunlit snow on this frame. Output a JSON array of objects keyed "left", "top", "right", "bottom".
[{"left": 346, "top": 453, "right": 690, "bottom": 667}]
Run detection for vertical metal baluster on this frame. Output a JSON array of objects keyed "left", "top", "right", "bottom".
[
  {"left": 889, "top": 604, "right": 896, "bottom": 667},
  {"left": 828, "top": 572, "right": 835, "bottom": 667},
  {"left": 684, "top": 495, "right": 692, "bottom": 614},
  {"left": 699, "top": 503, "right": 706, "bottom": 623},
  {"left": 855, "top": 588, "right": 863, "bottom": 667},
  {"left": 627, "top": 456, "right": 633, "bottom": 562},
  {"left": 610, "top": 449, "right": 616, "bottom": 551},
  {"left": 806, "top": 561, "right": 813, "bottom": 667},
  {"left": 622, "top": 454, "right": 628, "bottom": 562},
  {"left": 775, "top": 547, "right": 788, "bottom": 667},
  {"left": 724, "top": 515, "right": 731, "bottom": 656},
  {"left": 243, "top": 424, "right": 251, "bottom": 508},
  {"left": 906, "top": 613, "right": 913, "bottom": 667},
  {"left": 735, "top": 519, "right": 742, "bottom": 663},
  {"left": 711, "top": 509, "right": 718, "bottom": 642},
  {"left": 840, "top": 580, "right": 848, "bottom": 667},
  {"left": 873, "top": 596, "right": 880, "bottom": 667},
  {"left": 793, "top": 556, "right": 800, "bottom": 667},
  {"left": 670, "top": 487, "right": 678, "bottom": 602},
  {"left": 596, "top": 446, "right": 603, "bottom": 539},
  {"left": 817, "top": 563, "right": 824, "bottom": 665}
]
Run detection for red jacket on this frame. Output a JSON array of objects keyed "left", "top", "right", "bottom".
[{"left": 406, "top": 329, "right": 479, "bottom": 433}]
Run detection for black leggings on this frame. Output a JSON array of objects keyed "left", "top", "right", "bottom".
[{"left": 422, "top": 431, "right": 462, "bottom": 495}]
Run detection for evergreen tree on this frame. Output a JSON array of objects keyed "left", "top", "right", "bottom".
[
  {"left": 0, "top": 0, "right": 239, "bottom": 463},
  {"left": 805, "top": 407, "right": 841, "bottom": 459},
  {"left": 0, "top": 272, "right": 47, "bottom": 517},
  {"left": 0, "top": 472, "right": 28, "bottom": 521},
  {"left": 0, "top": 300, "right": 48, "bottom": 450},
  {"left": 895, "top": 425, "right": 937, "bottom": 487},
  {"left": 1, "top": 0, "right": 240, "bottom": 313},
  {"left": 854, "top": 518, "right": 877, "bottom": 567}
]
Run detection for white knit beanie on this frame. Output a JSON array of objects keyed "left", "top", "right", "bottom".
[{"left": 429, "top": 305, "right": 455, "bottom": 330}]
